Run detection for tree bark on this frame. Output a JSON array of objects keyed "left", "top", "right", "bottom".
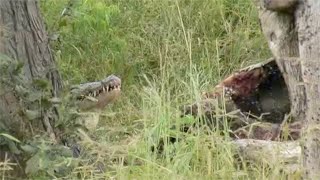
[
  {"left": 295, "top": 1, "right": 320, "bottom": 179},
  {"left": 255, "top": 0, "right": 320, "bottom": 178},
  {"left": 0, "top": 0, "right": 61, "bottom": 177},
  {"left": 256, "top": 1, "right": 304, "bottom": 121}
]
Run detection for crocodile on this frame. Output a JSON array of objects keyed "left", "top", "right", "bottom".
[
  {"left": 64, "top": 75, "right": 121, "bottom": 130},
  {"left": 59, "top": 75, "right": 121, "bottom": 157}
]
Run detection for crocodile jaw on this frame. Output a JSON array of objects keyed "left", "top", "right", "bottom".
[
  {"left": 71, "top": 75, "right": 121, "bottom": 111},
  {"left": 95, "top": 85, "right": 121, "bottom": 109}
]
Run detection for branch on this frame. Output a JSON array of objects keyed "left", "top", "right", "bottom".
[{"left": 42, "top": 110, "right": 57, "bottom": 143}]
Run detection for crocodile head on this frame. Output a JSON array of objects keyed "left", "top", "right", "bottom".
[{"left": 70, "top": 75, "right": 121, "bottom": 111}]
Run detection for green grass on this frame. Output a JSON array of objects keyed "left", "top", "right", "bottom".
[{"left": 32, "top": 0, "right": 303, "bottom": 179}]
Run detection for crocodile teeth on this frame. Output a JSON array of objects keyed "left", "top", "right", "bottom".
[
  {"left": 102, "top": 86, "right": 105, "bottom": 92},
  {"left": 85, "top": 96, "right": 98, "bottom": 102},
  {"left": 93, "top": 91, "right": 96, "bottom": 97}
]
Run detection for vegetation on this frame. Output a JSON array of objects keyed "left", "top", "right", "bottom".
[{"left": 4, "top": 0, "right": 299, "bottom": 179}]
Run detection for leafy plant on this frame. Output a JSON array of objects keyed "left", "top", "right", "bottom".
[{"left": 42, "top": 0, "right": 126, "bottom": 83}]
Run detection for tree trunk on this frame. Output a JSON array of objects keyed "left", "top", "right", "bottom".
[
  {"left": 0, "top": 0, "right": 61, "bottom": 177},
  {"left": 255, "top": 0, "right": 320, "bottom": 178}
]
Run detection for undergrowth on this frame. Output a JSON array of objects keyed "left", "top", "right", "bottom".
[{"left": 7, "top": 0, "right": 299, "bottom": 179}]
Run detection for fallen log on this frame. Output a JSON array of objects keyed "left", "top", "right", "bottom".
[{"left": 233, "top": 139, "right": 301, "bottom": 173}]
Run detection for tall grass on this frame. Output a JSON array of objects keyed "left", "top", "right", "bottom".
[{"left": 37, "top": 0, "right": 301, "bottom": 179}]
